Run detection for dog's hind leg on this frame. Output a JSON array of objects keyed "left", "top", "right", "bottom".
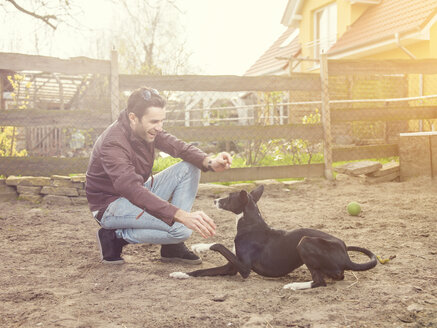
[
  {"left": 283, "top": 237, "right": 334, "bottom": 290},
  {"left": 283, "top": 281, "right": 314, "bottom": 290},
  {"left": 282, "top": 268, "right": 326, "bottom": 290},
  {"left": 282, "top": 266, "right": 327, "bottom": 290}
]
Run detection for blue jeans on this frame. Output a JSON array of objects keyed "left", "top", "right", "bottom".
[{"left": 99, "top": 161, "right": 201, "bottom": 245}]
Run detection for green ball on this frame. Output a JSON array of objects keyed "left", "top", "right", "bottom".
[{"left": 347, "top": 202, "right": 361, "bottom": 216}]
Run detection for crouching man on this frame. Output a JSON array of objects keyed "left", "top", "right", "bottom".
[{"left": 86, "top": 87, "right": 232, "bottom": 264}]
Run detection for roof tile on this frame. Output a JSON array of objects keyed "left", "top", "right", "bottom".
[
  {"left": 329, "top": 0, "right": 437, "bottom": 54},
  {"left": 245, "top": 27, "right": 301, "bottom": 76}
]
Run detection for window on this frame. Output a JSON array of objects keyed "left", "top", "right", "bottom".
[{"left": 313, "top": 3, "right": 337, "bottom": 58}]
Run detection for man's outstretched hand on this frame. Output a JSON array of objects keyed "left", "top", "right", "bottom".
[
  {"left": 174, "top": 209, "right": 216, "bottom": 238},
  {"left": 176, "top": 152, "right": 231, "bottom": 238},
  {"left": 205, "top": 152, "right": 232, "bottom": 172}
]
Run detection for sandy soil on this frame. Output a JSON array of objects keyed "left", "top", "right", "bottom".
[{"left": 1, "top": 176, "right": 436, "bottom": 328}]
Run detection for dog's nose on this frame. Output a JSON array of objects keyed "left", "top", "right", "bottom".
[{"left": 214, "top": 199, "right": 218, "bottom": 205}]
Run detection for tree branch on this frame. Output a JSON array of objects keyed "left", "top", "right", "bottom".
[{"left": 5, "top": 0, "right": 58, "bottom": 30}]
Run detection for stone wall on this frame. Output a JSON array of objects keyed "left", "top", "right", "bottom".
[
  {"left": 0, "top": 179, "right": 18, "bottom": 201},
  {"left": 3, "top": 174, "right": 87, "bottom": 205}
]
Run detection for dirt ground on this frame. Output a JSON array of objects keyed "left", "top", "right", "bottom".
[{"left": 1, "top": 176, "right": 436, "bottom": 328}]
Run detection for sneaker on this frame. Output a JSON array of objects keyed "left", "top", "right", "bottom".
[
  {"left": 96, "top": 228, "right": 127, "bottom": 264},
  {"left": 160, "top": 242, "right": 202, "bottom": 265}
]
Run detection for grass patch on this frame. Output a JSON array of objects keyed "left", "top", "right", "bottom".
[
  {"left": 219, "top": 153, "right": 324, "bottom": 168},
  {"left": 153, "top": 156, "right": 182, "bottom": 172}
]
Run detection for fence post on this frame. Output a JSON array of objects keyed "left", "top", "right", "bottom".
[
  {"left": 0, "top": 75, "right": 4, "bottom": 110},
  {"left": 185, "top": 109, "right": 190, "bottom": 127},
  {"left": 53, "top": 74, "right": 64, "bottom": 110},
  {"left": 110, "top": 49, "right": 120, "bottom": 122},
  {"left": 320, "top": 53, "right": 333, "bottom": 180}
]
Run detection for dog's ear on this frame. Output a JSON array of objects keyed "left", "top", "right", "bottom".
[
  {"left": 239, "top": 190, "right": 249, "bottom": 206},
  {"left": 250, "top": 185, "right": 264, "bottom": 203}
]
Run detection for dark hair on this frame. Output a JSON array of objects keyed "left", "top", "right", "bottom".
[{"left": 127, "top": 87, "right": 166, "bottom": 119}]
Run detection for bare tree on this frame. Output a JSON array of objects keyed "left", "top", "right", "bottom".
[
  {"left": 112, "top": 0, "right": 192, "bottom": 75},
  {"left": 2, "top": 0, "right": 81, "bottom": 30},
  {"left": 2, "top": 0, "right": 193, "bottom": 74}
]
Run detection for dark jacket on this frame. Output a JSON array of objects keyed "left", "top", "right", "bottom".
[{"left": 85, "top": 109, "right": 207, "bottom": 226}]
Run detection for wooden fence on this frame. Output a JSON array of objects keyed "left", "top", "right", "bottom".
[{"left": 1, "top": 52, "right": 437, "bottom": 182}]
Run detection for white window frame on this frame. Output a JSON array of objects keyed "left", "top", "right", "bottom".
[{"left": 313, "top": 2, "right": 337, "bottom": 59}]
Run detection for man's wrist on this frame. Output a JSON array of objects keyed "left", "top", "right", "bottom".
[
  {"left": 202, "top": 157, "right": 214, "bottom": 172},
  {"left": 174, "top": 209, "right": 186, "bottom": 222},
  {"left": 207, "top": 159, "right": 214, "bottom": 172}
]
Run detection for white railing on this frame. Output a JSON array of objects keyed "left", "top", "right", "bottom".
[
  {"left": 165, "top": 94, "right": 437, "bottom": 126},
  {"left": 305, "top": 36, "right": 337, "bottom": 59}
]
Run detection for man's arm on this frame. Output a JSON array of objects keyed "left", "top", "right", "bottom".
[
  {"left": 156, "top": 131, "right": 233, "bottom": 172},
  {"left": 155, "top": 131, "right": 207, "bottom": 169}
]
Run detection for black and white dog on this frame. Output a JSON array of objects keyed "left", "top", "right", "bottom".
[{"left": 170, "top": 185, "right": 377, "bottom": 290}]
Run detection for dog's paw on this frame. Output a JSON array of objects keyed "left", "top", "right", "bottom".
[
  {"left": 169, "top": 272, "right": 191, "bottom": 279},
  {"left": 283, "top": 281, "right": 313, "bottom": 291},
  {"left": 191, "top": 243, "right": 215, "bottom": 254}
]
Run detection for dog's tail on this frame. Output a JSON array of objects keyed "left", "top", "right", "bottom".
[{"left": 345, "top": 246, "right": 378, "bottom": 271}]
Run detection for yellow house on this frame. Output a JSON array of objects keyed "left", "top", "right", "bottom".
[
  {"left": 247, "top": 0, "right": 437, "bottom": 73},
  {"left": 245, "top": 0, "right": 437, "bottom": 131}
]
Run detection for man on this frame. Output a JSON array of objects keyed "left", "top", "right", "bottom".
[{"left": 86, "top": 87, "right": 232, "bottom": 265}]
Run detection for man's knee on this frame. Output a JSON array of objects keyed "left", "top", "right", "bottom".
[
  {"left": 177, "top": 161, "right": 201, "bottom": 179},
  {"left": 169, "top": 223, "right": 192, "bottom": 242}
]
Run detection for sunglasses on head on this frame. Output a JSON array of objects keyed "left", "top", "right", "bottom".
[{"left": 141, "top": 88, "right": 159, "bottom": 101}]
